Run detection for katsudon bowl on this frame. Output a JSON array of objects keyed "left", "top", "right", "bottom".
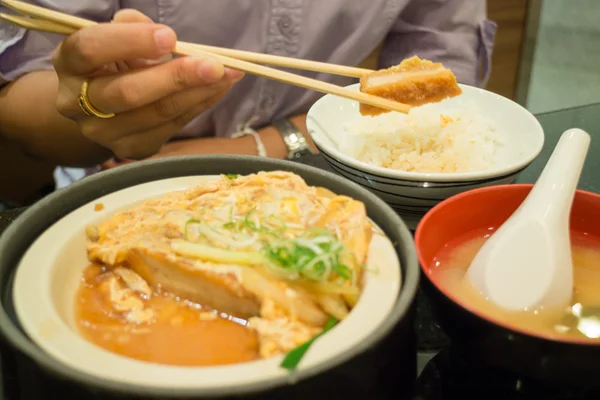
[
  {"left": 307, "top": 83, "right": 544, "bottom": 229},
  {"left": 0, "top": 155, "right": 419, "bottom": 399}
]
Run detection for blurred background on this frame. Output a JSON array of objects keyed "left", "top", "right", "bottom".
[{"left": 488, "top": 0, "right": 600, "bottom": 113}]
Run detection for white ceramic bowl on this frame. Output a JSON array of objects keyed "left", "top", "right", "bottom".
[
  {"left": 12, "top": 175, "right": 401, "bottom": 392},
  {"left": 306, "top": 84, "right": 545, "bottom": 229}
]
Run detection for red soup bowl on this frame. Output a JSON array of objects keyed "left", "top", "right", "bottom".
[{"left": 415, "top": 184, "right": 600, "bottom": 387}]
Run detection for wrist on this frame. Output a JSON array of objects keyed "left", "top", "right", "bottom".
[
  {"left": 191, "top": 135, "right": 259, "bottom": 157},
  {"left": 257, "top": 126, "right": 288, "bottom": 159},
  {"left": 248, "top": 114, "right": 316, "bottom": 159}
]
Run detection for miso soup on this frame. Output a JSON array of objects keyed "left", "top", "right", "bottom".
[{"left": 430, "top": 228, "right": 600, "bottom": 341}]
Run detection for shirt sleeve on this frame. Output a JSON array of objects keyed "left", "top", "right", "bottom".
[
  {"left": 378, "top": 0, "right": 497, "bottom": 87},
  {"left": 0, "top": 0, "right": 119, "bottom": 85}
]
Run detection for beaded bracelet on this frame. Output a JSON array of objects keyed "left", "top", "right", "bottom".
[{"left": 232, "top": 118, "right": 267, "bottom": 157}]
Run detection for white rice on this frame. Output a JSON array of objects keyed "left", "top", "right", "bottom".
[{"left": 341, "top": 102, "right": 503, "bottom": 173}]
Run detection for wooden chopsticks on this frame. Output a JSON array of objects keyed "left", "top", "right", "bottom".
[
  {"left": 0, "top": 0, "right": 411, "bottom": 114},
  {"left": 178, "top": 43, "right": 373, "bottom": 78}
]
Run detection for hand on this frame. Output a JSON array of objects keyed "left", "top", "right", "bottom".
[{"left": 52, "top": 9, "right": 243, "bottom": 160}]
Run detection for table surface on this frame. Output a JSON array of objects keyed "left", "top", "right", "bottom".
[{"left": 1, "top": 102, "right": 599, "bottom": 399}]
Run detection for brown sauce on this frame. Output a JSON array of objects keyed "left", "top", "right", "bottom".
[{"left": 75, "top": 265, "right": 260, "bottom": 366}]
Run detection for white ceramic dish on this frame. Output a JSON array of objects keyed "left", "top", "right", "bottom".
[
  {"left": 306, "top": 84, "right": 545, "bottom": 228},
  {"left": 12, "top": 175, "right": 401, "bottom": 391}
]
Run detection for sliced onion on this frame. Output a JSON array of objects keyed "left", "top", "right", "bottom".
[
  {"left": 197, "top": 223, "right": 258, "bottom": 248},
  {"left": 240, "top": 268, "right": 328, "bottom": 326},
  {"left": 252, "top": 214, "right": 261, "bottom": 229},
  {"left": 316, "top": 293, "right": 349, "bottom": 320},
  {"left": 170, "top": 240, "right": 263, "bottom": 265},
  {"left": 302, "top": 281, "right": 360, "bottom": 295},
  {"left": 284, "top": 222, "right": 305, "bottom": 230},
  {"left": 310, "top": 236, "right": 337, "bottom": 245},
  {"left": 211, "top": 206, "right": 233, "bottom": 223},
  {"left": 331, "top": 222, "right": 343, "bottom": 240}
]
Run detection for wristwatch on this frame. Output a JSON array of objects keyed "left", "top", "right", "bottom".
[{"left": 272, "top": 118, "right": 314, "bottom": 160}]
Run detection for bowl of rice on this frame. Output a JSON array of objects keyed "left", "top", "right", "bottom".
[{"left": 306, "top": 83, "right": 544, "bottom": 229}]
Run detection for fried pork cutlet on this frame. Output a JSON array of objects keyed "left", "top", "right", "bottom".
[{"left": 359, "top": 56, "right": 463, "bottom": 116}]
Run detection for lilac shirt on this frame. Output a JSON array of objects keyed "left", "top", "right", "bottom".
[{"left": 0, "top": 0, "right": 496, "bottom": 187}]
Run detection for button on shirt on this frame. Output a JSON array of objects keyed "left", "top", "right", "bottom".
[{"left": 0, "top": 0, "right": 497, "bottom": 187}]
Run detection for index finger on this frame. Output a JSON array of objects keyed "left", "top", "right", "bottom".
[{"left": 53, "top": 23, "right": 176, "bottom": 76}]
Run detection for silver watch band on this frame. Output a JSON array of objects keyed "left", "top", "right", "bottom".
[{"left": 272, "top": 119, "right": 313, "bottom": 160}]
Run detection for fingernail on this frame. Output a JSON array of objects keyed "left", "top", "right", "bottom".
[
  {"left": 225, "top": 68, "right": 244, "bottom": 83},
  {"left": 197, "top": 58, "right": 224, "bottom": 83},
  {"left": 154, "top": 27, "right": 175, "bottom": 52}
]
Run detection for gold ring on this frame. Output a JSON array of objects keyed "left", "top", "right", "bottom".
[{"left": 78, "top": 80, "right": 115, "bottom": 119}]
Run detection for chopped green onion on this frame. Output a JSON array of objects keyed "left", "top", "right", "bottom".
[
  {"left": 262, "top": 230, "right": 351, "bottom": 282},
  {"left": 333, "top": 264, "right": 352, "bottom": 280},
  {"left": 280, "top": 317, "right": 338, "bottom": 371},
  {"left": 242, "top": 208, "right": 259, "bottom": 231},
  {"left": 225, "top": 209, "right": 283, "bottom": 238},
  {"left": 188, "top": 212, "right": 353, "bottom": 284},
  {"left": 225, "top": 174, "right": 239, "bottom": 180}
]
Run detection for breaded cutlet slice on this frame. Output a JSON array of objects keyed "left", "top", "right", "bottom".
[{"left": 359, "top": 56, "right": 462, "bottom": 116}]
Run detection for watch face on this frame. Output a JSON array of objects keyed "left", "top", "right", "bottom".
[{"left": 274, "top": 118, "right": 313, "bottom": 160}]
